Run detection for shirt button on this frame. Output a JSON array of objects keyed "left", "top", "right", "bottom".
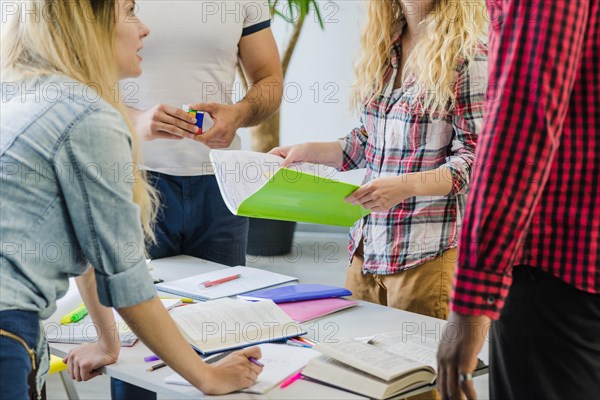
[{"left": 486, "top": 296, "right": 496, "bottom": 304}]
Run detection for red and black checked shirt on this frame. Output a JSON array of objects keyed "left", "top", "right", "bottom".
[
  {"left": 452, "top": 0, "right": 600, "bottom": 320},
  {"left": 339, "top": 31, "right": 488, "bottom": 274}
]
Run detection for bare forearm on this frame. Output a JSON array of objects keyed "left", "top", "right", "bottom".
[
  {"left": 235, "top": 76, "right": 283, "bottom": 127},
  {"left": 310, "top": 141, "right": 345, "bottom": 169},
  {"left": 117, "top": 297, "right": 210, "bottom": 390},
  {"left": 405, "top": 166, "right": 453, "bottom": 197},
  {"left": 75, "top": 269, "right": 120, "bottom": 350}
]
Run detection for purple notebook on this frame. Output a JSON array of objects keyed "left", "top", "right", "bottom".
[{"left": 238, "top": 284, "right": 352, "bottom": 303}]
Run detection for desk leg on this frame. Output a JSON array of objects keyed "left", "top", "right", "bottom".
[{"left": 59, "top": 370, "right": 80, "bottom": 400}]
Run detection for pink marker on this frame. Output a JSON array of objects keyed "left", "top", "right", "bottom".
[{"left": 280, "top": 372, "right": 302, "bottom": 389}]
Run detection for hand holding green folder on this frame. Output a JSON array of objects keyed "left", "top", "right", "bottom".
[{"left": 210, "top": 150, "right": 370, "bottom": 227}]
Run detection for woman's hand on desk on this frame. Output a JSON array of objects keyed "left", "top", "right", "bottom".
[
  {"left": 200, "top": 347, "right": 263, "bottom": 395},
  {"left": 64, "top": 341, "right": 119, "bottom": 382}
]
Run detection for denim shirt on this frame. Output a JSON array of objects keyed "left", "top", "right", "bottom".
[{"left": 0, "top": 75, "right": 157, "bottom": 320}]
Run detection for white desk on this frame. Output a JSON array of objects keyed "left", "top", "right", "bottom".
[{"left": 47, "top": 256, "right": 488, "bottom": 399}]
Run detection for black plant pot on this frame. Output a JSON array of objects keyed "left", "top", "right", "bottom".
[{"left": 246, "top": 218, "right": 297, "bottom": 256}]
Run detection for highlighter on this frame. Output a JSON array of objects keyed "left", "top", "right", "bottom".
[{"left": 60, "top": 304, "right": 88, "bottom": 325}]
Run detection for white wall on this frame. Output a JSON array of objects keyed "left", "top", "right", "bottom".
[{"left": 240, "top": 0, "right": 366, "bottom": 149}]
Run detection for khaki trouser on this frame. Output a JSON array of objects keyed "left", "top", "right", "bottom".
[{"left": 345, "top": 243, "right": 457, "bottom": 400}]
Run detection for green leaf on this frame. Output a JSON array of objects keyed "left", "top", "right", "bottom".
[
  {"left": 310, "top": 0, "right": 325, "bottom": 29},
  {"left": 269, "top": 0, "right": 326, "bottom": 29}
]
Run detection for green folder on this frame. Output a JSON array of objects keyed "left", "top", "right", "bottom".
[
  {"left": 237, "top": 167, "right": 371, "bottom": 227},
  {"left": 210, "top": 150, "right": 370, "bottom": 227}
]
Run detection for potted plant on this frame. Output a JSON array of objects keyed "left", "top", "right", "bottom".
[{"left": 242, "top": 0, "right": 326, "bottom": 256}]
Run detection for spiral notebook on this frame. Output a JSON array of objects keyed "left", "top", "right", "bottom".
[
  {"left": 45, "top": 298, "right": 181, "bottom": 347},
  {"left": 155, "top": 266, "right": 297, "bottom": 301},
  {"left": 165, "top": 343, "right": 319, "bottom": 394}
]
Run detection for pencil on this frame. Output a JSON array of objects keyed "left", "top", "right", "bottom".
[
  {"left": 295, "top": 337, "right": 314, "bottom": 346},
  {"left": 146, "top": 362, "right": 166, "bottom": 372}
]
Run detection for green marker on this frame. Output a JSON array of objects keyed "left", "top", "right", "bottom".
[{"left": 60, "top": 304, "right": 88, "bottom": 325}]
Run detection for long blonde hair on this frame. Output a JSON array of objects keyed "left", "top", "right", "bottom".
[
  {"left": 1, "top": 0, "right": 157, "bottom": 242},
  {"left": 352, "top": 0, "right": 487, "bottom": 115}
]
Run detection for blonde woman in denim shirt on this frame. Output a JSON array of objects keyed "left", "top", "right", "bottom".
[
  {"left": 0, "top": 1, "right": 262, "bottom": 398},
  {"left": 272, "top": 0, "right": 487, "bottom": 387}
]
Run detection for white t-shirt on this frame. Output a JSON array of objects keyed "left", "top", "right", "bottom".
[{"left": 126, "top": 1, "right": 271, "bottom": 176}]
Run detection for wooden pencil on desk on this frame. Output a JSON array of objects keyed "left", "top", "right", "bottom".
[{"left": 147, "top": 362, "right": 166, "bottom": 372}]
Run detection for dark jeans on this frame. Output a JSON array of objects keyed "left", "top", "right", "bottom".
[
  {"left": 147, "top": 172, "right": 249, "bottom": 265},
  {"left": 111, "top": 172, "right": 249, "bottom": 400},
  {"left": 0, "top": 310, "right": 39, "bottom": 400},
  {"left": 490, "top": 266, "right": 600, "bottom": 400}
]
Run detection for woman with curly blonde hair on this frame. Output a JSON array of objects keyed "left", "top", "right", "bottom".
[{"left": 272, "top": 0, "right": 488, "bottom": 370}]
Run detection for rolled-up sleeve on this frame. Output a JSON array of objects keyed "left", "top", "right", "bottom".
[
  {"left": 54, "top": 105, "right": 156, "bottom": 308},
  {"left": 443, "top": 45, "right": 488, "bottom": 196},
  {"left": 338, "top": 125, "right": 369, "bottom": 171}
]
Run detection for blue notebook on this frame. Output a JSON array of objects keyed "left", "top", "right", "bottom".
[{"left": 238, "top": 284, "right": 352, "bottom": 303}]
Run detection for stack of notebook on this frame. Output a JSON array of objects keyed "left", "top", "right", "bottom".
[{"left": 238, "top": 284, "right": 358, "bottom": 323}]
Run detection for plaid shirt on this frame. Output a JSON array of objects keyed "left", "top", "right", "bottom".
[
  {"left": 452, "top": 0, "right": 600, "bottom": 320},
  {"left": 339, "top": 35, "right": 488, "bottom": 275}
]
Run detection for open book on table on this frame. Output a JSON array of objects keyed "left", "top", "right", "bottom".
[
  {"left": 169, "top": 298, "right": 305, "bottom": 355},
  {"left": 303, "top": 333, "right": 440, "bottom": 399},
  {"left": 209, "top": 150, "right": 370, "bottom": 227},
  {"left": 304, "top": 331, "right": 487, "bottom": 399}
]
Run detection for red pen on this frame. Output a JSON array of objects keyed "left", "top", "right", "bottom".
[{"left": 201, "top": 274, "right": 241, "bottom": 288}]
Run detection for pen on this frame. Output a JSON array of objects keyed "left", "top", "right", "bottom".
[
  {"left": 285, "top": 340, "right": 311, "bottom": 348},
  {"left": 289, "top": 338, "right": 313, "bottom": 347},
  {"left": 248, "top": 357, "right": 264, "bottom": 367},
  {"left": 280, "top": 372, "right": 302, "bottom": 389},
  {"left": 146, "top": 362, "right": 166, "bottom": 372},
  {"left": 60, "top": 304, "right": 88, "bottom": 325},
  {"left": 294, "top": 337, "right": 314, "bottom": 346},
  {"left": 201, "top": 273, "right": 241, "bottom": 288}
]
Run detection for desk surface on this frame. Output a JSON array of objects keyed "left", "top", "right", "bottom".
[{"left": 48, "top": 256, "right": 488, "bottom": 399}]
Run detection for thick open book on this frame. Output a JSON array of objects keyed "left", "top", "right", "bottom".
[
  {"left": 302, "top": 334, "right": 439, "bottom": 399},
  {"left": 169, "top": 298, "right": 305, "bottom": 355},
  {"left": 209, "top": 150, "right": 370, "bottom": 227}
]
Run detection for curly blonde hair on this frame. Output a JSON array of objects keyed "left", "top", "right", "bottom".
[{"left": 352, "top": 0, "right": 487, "bottom": 116}]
